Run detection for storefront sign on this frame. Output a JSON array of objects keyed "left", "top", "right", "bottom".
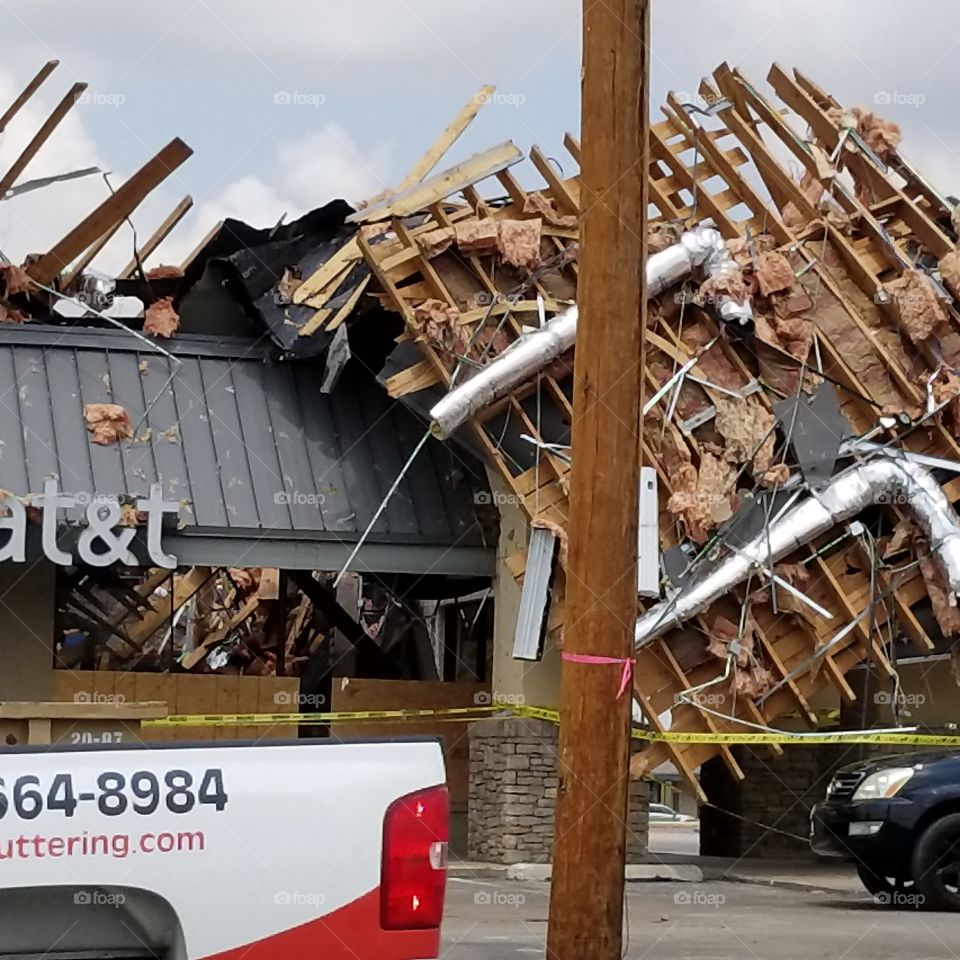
[{"left": 0, "top": 481, "right": 180, "bottom": 569}]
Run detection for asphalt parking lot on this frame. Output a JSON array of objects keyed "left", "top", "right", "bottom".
[{"left": 442, "top": 878, "right": 960, "bottom": 959}]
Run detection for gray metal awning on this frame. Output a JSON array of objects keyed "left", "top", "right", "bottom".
[{"left": 0, "top": 325, "right": 494, "bottom": 576}]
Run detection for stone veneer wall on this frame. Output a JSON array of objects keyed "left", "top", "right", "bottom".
[{"left": 468, "top": 717, "right": 649, "bottom": 864}]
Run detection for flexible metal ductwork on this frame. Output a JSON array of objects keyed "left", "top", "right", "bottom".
[
  {"left": 634, "top": 458, "right": 960, "bottom": 647},
  {"left": 429, "top": 226, "right": 747, "bottom": 439}
]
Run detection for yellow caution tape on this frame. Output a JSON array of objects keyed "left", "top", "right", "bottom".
[
  {"left": 143, "top": 706, "right": 503, "bottom": 727},
  {"left": 141, "top": 703, "right": 960, "bottom": 746}
]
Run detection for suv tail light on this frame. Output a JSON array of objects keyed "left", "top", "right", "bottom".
[{"left": 380, "top": 784, "right": 449, "bottom": 930}]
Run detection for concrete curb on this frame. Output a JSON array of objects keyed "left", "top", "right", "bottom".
[
  {"left": 502, "top": 863, "right": 704, "bottom": 883},
  {"left": 699, "top": 869, "right": 859, "bottom": 895},
  {"left": 449, "top": 860, "right": 858, "bottom": 895}
]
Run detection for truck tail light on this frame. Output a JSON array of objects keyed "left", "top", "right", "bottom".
[{"left": 380, "top": 784, "right": 449, "bottom": 930}]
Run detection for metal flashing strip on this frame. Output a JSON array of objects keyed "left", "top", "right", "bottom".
[
  {"left": 168, "top": 535, "right": 495, "bottom": 577},
  {"left": 513, "top": 526, "right": 558, "bottom": 660},
  {"left": 638, "top": 467, "right": 660, "bottom": 598}
]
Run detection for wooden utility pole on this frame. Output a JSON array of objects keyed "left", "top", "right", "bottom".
[{"left": 546, "top": 2, "right": 650, "bottom": 958}]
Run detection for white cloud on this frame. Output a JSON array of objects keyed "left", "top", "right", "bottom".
[
  {"left": 158, "top": 123, "right": 393, "bottom": 267},
  {"left": 0, "top": 68, "right": 107, "bottom": 263}
]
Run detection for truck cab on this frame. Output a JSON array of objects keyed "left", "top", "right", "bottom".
[{"left": 0, "top": 738, "right": 448, "bottom": 959}]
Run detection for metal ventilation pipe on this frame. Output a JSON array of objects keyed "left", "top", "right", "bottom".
[
  {"left": 634, "top": 458, "right": 960, "bottom": 647},
  {"left": 429, "top": 226, "right": 747, "bottom": 439}
]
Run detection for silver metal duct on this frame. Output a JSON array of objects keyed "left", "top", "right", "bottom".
[
  {"left": 635, "top": 458, "right": 960, "bottom": 647},
  {"left": 429, "top": 225, "right": 746, "bottom": 439}
]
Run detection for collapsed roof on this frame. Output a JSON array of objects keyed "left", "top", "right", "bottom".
[
  {"left": 276, "top": 63, "right": 960, "bottom": 799},
  {"left": 5, "top": 57, "right": 960, "bottom": 795}
]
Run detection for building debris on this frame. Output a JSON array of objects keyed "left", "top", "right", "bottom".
[
  {"left": 8, "top": 52, "right": 960, "bottom": 797},
  {"left": 888, "top": 270, "right": 947, "bottom": 344},
  {"left": 83, "top": 403, "right": 133, "bottom": 445},
  {"left": 143, "top": 297, "right": 180, "bottom": 338}
]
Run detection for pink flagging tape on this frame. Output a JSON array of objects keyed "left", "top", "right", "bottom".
[{"left": 561, "top": 652, "right": 635, "bottom": 698}]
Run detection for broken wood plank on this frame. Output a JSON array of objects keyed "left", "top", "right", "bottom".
[
  {"left": 293, "top": 237, "right": 362, "bottom": 305},
  {"left": 127, "top": 566, "right": 214, "bottom": 648},
  {"left": 347, "top": 141, "right": 524, "bottom": 224},
  {"left": 384, "top": 359, "right": 441, "bottom": 398},
  {"left": 394, "top": 84, "right": 497, "bottom": 192},
  {"left": 181, "top": 596, "right": 260, "bottom": 671},
  {"left": 325, "top": 275, "right": 371, "bottom": 332},
  {"left": 0, "top": 60, "right": 59, "bottom": 134},
  {"left": 180, "top": 220, "right": 222, "bottom": 273},
  {"left": 28, "top": 138, "right": 194, "bottom": 285},
  {"left": 119, "top": 195, "right": 194, "bottom": 278},
  {"left": 0, "top": 82, "right": 87, "bottom": 201}
]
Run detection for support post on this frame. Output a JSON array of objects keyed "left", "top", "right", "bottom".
[{"left": 546, "top": 2, "right": 650, "bottom": 958}]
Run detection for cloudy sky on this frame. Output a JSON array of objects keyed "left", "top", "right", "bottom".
[{"left": 0, "top": 0, "right": 957, "bottom": 272}]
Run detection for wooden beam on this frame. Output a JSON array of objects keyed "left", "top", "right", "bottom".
[
  {"left": 0, "top": 82, "right": 87, "bottom": 200},
  {"left": 180, "top": 220, "right": 222, "bottom": 272},
  {"left": 28, "top": 137, "right": 193, "bottom": 285},
  {"left": 347, "top": 141, "right": 523, "bottom": 223},
  {"left": 0, "top": 60, "right": 59, "bottom": 133},
  {"left": 181, "top": 596, "right": 260, "bottom": 670},
  {"left": 119, "top": 194, "right": 194, "bottom": 278},
  {"left": 62, "top": 219, "right": 126, "bottom": 289},
  {"left": 293, "top": 237, "right": 360, "bottom": 305},
  {"left": 127, "top": 566, "right": 214, "bottom": 648},
  {"left": 394, "top": 84, "right": 497, "bottom": 192},
  {"left": 546, "top": 2, "right": 650, "bottom": 958}
]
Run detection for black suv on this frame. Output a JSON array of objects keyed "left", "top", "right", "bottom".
[{"left": 811, "top": 750, "right": 960, "bottom": 909}]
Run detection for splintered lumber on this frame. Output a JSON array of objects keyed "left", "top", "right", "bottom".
[
  {"left": 62, "top": 220, "right": 127, "bottom": 290},
  {"left": 546, "top": 3, "right": 650, "bottom": 958},
  {"left": 395, "top": 84, "right": 497, "bottom": 192},
  {"left": 347, "top": 141, "right": 523, "bottom": 223},
  {"left": 0, "top": 60, "right": 59, "bottom": 134},
  {"left": 325, "top": 275, "right": 371, "bottom": 332},
  {"left": 180, "top": 220, "right": 223, "bottom": 272},
  {"left": 181, "top": 596, "right": 260, "bottom": 670},
  {"left": 384, "top": 359, "right": 441, "bottom": 398},
  {"left": 119, "top": 195, "right": 194, "bottom": 278},
  {"left": 293, "top": 238, "right": 361, "bottom": 305},
  {"left": 0, "top": 82, "right": 87, "bottom": 200},
  {"left": 127, "top": 566, "right": 214, "bottom": 648},
  {"left": 28, "top": 137, "right": 194, "bottom": 285}
]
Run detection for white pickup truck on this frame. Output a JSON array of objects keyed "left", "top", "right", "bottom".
[{"left": 0, "top": 738, "right": 449, "bottom": 959}]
